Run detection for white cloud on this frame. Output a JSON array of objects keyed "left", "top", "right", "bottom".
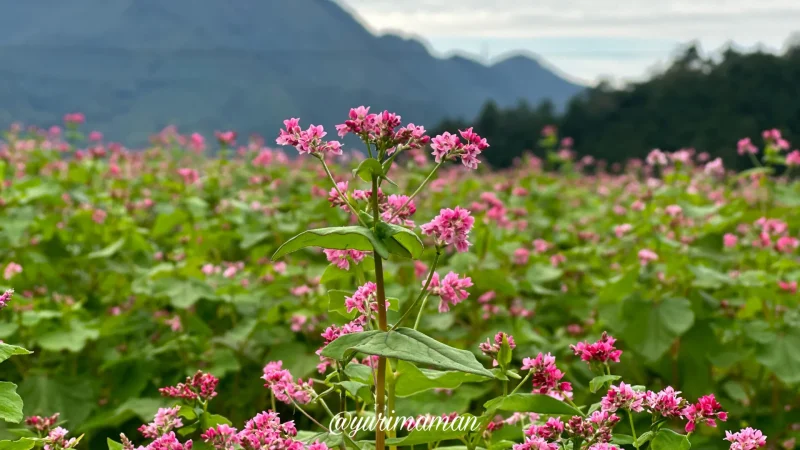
[{"left": 336, "top": 0, "right": 800, "bottom": 82}]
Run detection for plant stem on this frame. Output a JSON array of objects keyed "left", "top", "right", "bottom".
[
  {"left": 413, "top": 295, "right": 430, "bottom": 330},
  {"left": 508, "top": 371, "right": 532, "bottom": 396},
  {"left": 319, "top": 156, "right": 368, "bottom": 227},
  {"left": 371, "top": 174, "right": 388, "bottom": 450},
  {"left": 628, "top": 411, "right": 638, "bottom": 448},
  {"left": 391, "top": 250, "right": 441, "bottom": 330},
  {"left": 387, "top": 160, "right": 444, "bottom": 222}
]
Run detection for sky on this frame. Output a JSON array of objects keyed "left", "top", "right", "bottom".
[{"left": 336, "top": 0, "right": 800, "bottom": 85}]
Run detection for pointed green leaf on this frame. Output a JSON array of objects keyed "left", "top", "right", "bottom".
[
  {"left": 0, "top": 439, "right": 36, "bottom": 450},
  {"left": 0, "top": 344, "right": 31, "bottom": 364},
  {"left": 88, "top": 237, "right": 126, "bottom": 259},
  {"left": 353, "top": 159, "right": 384, "bottom": 182},
  {"left": 0, "top": 382, "right": 24, "bottom": 423},
  {"left": 272, "top": 226, "right": 389, "bottom": 260},
  {"left": 320, "top": 328, "right": 493, "bottom": 377},
  {"left": 394, "top": 361, "right": 486, "bottom": 397},
  {"left": 483, "top": 394, "right": 583, "bottom": 416},
  {"left": 650, "top": 429, "right": 691, "bottom": 450},
  {"left": 589, "top": 375, "right": 621, "bottom": 393},
  {"left": 376, "top": 223, "right": 424, "bottom": 259}
]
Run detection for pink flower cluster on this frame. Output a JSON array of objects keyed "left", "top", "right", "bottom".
[
  {"left": 3, "top": 262, "right": 22, "bottom": 280},
  {"left": 261, "top": 361, "right": 315, "bottom": 405},
  {"left": 420, "top": 207, "right": 475, "bottom": 252},
  {"left": 522, "top": 353, "right": 572, "bottom": 397},
  {"left": 335, "top": 106, "right": 430, "bottom": 150},
  {"left": 0, "top": 289, "right": 13, "bottom": 310},
  {"left": 345, "top": 281, "right": 388, "bottom": 315},
  {"left": 426, "top": 271, "right": 472, "bottom": 312},
  {"left": 683, "top": 394, "right": 728, "bottom": 433},
  {"left": 570, "top": 332, "right": 622, "bottom": 364},
  {"left": 43, "top": 427, "right": 79, "bottom": 450},
  {"left": 644, "top": 386, "right": 685, "bottom": 418},
  {"left": 276, "top": 119, "right": 342, "bottom": 156},
  {"left": 159, "top": 371, "right": 219, "bottom": 401},
  {"left": 323, "top": 249, "right": 367, "bottom": 270},
  {"left": 25, "top": 413, "right": 60, "bottom": 434},
  {"left": 737, "top": 138, "right": 758, "bottom": 155},
  {"left": 564, "top": 411, "right": 620, "bottom": 446},
  {"left": 724, "top": 427, "right": 767, "bottom": 450},
  {"left": 382, "top": 194, "right": 417, "bottom": 227},
  {"left": 479, "top": 332, "right": 516, "bottom": 366},
  {"left": 600, "top": 382, "right": 644, "bottom": 413},
  {"left": 430, "top": 127, "right": 489, "bottom": 169},
  {"left": 139, "top": 407, "right": 183, "bottom": 438},
  {"left": 762, "top": 128, "right": 790, "bottom": 150}
]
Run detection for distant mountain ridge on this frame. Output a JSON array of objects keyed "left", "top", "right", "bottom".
[{"left": 0, "top": 0, "right": 583, "bottom": 144}]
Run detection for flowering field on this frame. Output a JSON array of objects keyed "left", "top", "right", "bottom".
[{"left": 1, "top": 111, "right": 798, "bottom": 450}]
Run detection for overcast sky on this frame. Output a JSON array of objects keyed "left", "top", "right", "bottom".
[{"left": 336, "top": 0, "right": 800, "bottom": 85}]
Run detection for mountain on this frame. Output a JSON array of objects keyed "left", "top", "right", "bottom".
[{"left": 0, "top": 0, "right": 583, "bottom": 145}]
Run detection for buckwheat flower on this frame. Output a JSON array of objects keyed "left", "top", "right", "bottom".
[
  {"left": 458, "top": 127, "right": 490, "bottom": 169},
  {"left": 426, "top": 272, "right": 472, "bottom": 312},
  {"left": 704, "top": 157, "right": 725, "bottom": 176},
  {"left": 139, "top": 407, "right": 183, "bottom": 438},
  {"left": 326, "top": 181, "right": 349, "bottom": 210},
  {"left": 160, "top": 371, "right": 219, "bottom": 401},
  {"left": 646, "top": 149, "right": 668, "bottom": 166},
  {"left": 420, "top": 207, "right": 475, "bottom": 252},
  {"left": 550, "top": 254, "right": 566, "bottom": 267},
  {"left": 382, "top": 194, "right": 416, "bottom": 226},
  {"left": 638, "top": 249, "right": 658, "bottom": 266},
  {"left": 786, "top": 150, "right": 800, "bottom": 167},
  {"left": 323, "top": 249, "right": 366, "bottom": 271},
  {"left": 307, "top": 441, "right": 329, "bottom": 450},
  {"left": 588, "top": 444, "right": 620, "bottom": 450},
  {"left": 344, "top": 282, "right": 388, "bottom": 315},
  {"left": 63, "top": 113, "right": 85, "bottom": 126},
  {"left": 215, "top": 131, "right": 236, "bottom": 146},
  {"left": 148, "top": 432, "right": 192, "bottom": 450},
  {"left": 276, "top": 118, "right": 302, "bottom": 146},
  {"left": 92, "top": 209, "right": 107, "bottom": 224},
  {"left": 778, "top": 281, "right": 797, "bottom": 294},
  {"left": 665, "top": 204, "right": 683, "bottom": 217},
  {"left": 601, "top": 383, "right": 644, "bottom": 413},
  {"left": 724, "top": 427, "right": 766, "bottom": 449},
  {"left": 201, "top": 424, "right": 239, "bottom": 450},
  {"left": 189, "top": 133, "right": 205, "bottom": 152},
  {"left": 479, "top": 332, "right": 516, "bottom": 365},
  {"left": 0, "top": 289, "right": 13, "bottom": 310},
  {"left": 392, "top": 123, "right": 430, "bottom": 150},
  {"left": 614, "top": 224, "right": 632, "bottom": 238},
  {"left": 336, "top": 106, "right": 372, "bottom": 137},
  {"left": 723, "top": 233, "right": 738, "bottom": 248},
  {"left": 512, "top": 436, "right": 558, "bottom": 450},
  {"left": 43, "top": 427, "right": 79, "bottom": 450},
  {"left": 570, "top": 332, "right": 622, "bottom": 364},
  {"left": 645, "top": 387, "right": 686, "bottom": 418},
  {"left": 522, "top": 353, "right": 571, "bottom": 395},
  {"left": 25, "top": 413, "right": 60, "bottom": 434},
  {"left": 524, "top": 417, "right": 564, "bottom": 441},
  {"left": 514, "top": 248, "right": 530, "bottom": 265},
  {"left": 430, "top": 132, "right": 460, "bottom": 163},
  {"left": 738, "top": 138, "right": 758, "bottom": 155},
  {"left": 414, "top": 260, "right": 428, "bottom": 279},
  {"left": 3, "top": 262, "right": 22, "bottom": 280},
  {"left": 533, "top": 239, "right": 551, "bottom": 254},
  {"left": 682, "top": 394, "right": 727, "bottom": 433},
  {"left": 776, "top": 236, "right": 799, "bottom": 253}
]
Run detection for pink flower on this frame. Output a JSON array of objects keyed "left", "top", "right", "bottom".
[
  {"left": 3, "top": 262, "right": 22, "bottom": 280},
  {"left": 587, "top": 445, "right": 620, "bottom": 450},
  {"left": 159, "top": 371, "right": 219, "bottom": 401},
  {"left": 512, "top": 436, "right": 558, "bottom": 450},
  {"left": 92, "top": 209, "right": 107, "bottom": 224},
  {"left": 682, "top": 394, "right": 727, "bottom": 433},
  {"left": 738, "top": 138, "right": 758, "bottom": 155},
  {"left": 779, "top": 280, "right": 797, "bottom": 294},
  {"left": 786, "top": 150, "right": 800, "bottom": 167},
  {"left": 426, "top": 272, "right": 472, "bottom": 312},
  {"left": 88, "top": 131, "right": 103, "bottom": 142},
  {"left": 0, "top": 289, "right": 13, "bottom": 310},
  {"left": 724, "top": 427, "right": 766, "bottom": 450},
  {"left": 723, "top": 233, "right": 738, "bottom": 248},
  {"left": 521, "top": 353, "right": 570, "bottom": 395},
  {"left": 645, "top": 387, "right": 686, "bottom": 418},
  {"left": 420, "top": 207, "right": 475, "bottom": 252},
  {"left": 139, "top": 407, "right": 183, "bottom": 438},
  {"left": 550, "top": 254, "right": 566, "bottom": 267},
  {"left": 665, "top": 204, "right": 683, "bottom": 217},
  {"left": 430, "top": 132, "right": 460, "bottom": 163},
  {"left": 323, "top": 249, "right": 366, "bottom": 270},
  {"left": 382, "top": 194, "right": 416, "bottom": 226},
  {"left": 190, "top": 133, "right": 206, "bottom": 152},
  {"left": 63, "top": 113, "right": 85, "bottom": 126},
  {"left": 479, "top": 332, "right": 516, "bottom": 366},
  {"left": 514, "top": 248, "right": 530, "bottom": 265},
  {"left": 148, "top": 432, "right": 192, "bottom": 450},
  {"left": 215, "top": 131, "right": 237, "bottom": 146},
  {"left": 570, "top": 332, "right": 622, "bottom": 364},
  {"left": 776, "top": 236, "right": 798, "bottom": 253},
  {"left": 533, "top": 239, "right": 551, "bottom": 254},
  {"left": 601, "top": 382, "right": 645, "bottom": 413},
  {"left": 178, "top": 168, "right": 200, "bottom": 185},
  {"left": 704, "top": 157, "right": 725, "bottom": 176},
  {"left": 276, "top": 119, "right": 342, "bottom": 156},
  {"left": 344, "top": 282, "right": 387, "bottom": 315},
  {"left": 638, "top": 249, "right": 658, "bottom": 266},
  {"left": 430, "top": 128, "right": 489, "bottom": 169},
  {"left": 614, "top": 224, "right": 632, "bottom": 238},
  {"left": 201, "top": 424, "right": 239, "bottom": 450},
  {"left": 646, "top": 149, "right": 668, "bottom": 166}
]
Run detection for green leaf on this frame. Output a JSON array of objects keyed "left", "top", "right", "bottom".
[
  {"left": 650, "top": 429, "right": 691, "bottom": 450},
  {"left": 88, "top": 237, "right": 126, "bottom": 259},
  {"left": 0, "top": 439, "right": 36, "bottom": 450},
  {"left": 497, "top": 334, "right": 513, "bottom": 368},
  {"left": 612, "top": 434, "right": 635, "bottom": 445},
  {"left": 200, "top": 412, "right": 232, "bottom": 429},
  {"left": 321, "top": 264, "right": 351, "bottom": 284},
  {"left": 483, "top": 394, "right": 584, "bottom": 416},
  {"left": 336, "top": 381, "right": 372, "bottom": 401},
  {"left": 525, "top": 264, "right": 563, "bottom": 284},
  {"left": 394, "top": 361, "right": 486, "bottom": 397},
  {"left": 0, "top": 344, "right": 31, "bottom": 364},
  {"left": 36, "top": 320, "right": 99, "bottom": 353},
  {"left": 589, "top": 375, "right": 621, "bottom": 393},
  {"left": 164, "top": 279, "right": 217, "bottom": 309},
  {"left": 376, "top": 223, "right": 424, "bottom": 259},
  {"left": 353, "top": 159, "right": 384, "bottom": 182},
  {"left": 620, "top": 296, "right": 694, "bottom": 362},
  {"left": 320, "top": 328, "right": 493, "bottom": 377},
  {"left": 107, "top": 439, "right": 123, "bottom": 450},
  {"left": 0, "top": 382, "right": 24, "bottom": 423},
  {"left": 757, "top": 329, "right": 800, "bottom": 384},
  {"left": 272, "top": 226, "right": 389, "bottom": 260},
  {"left": 634, "top": 431, "right": 654, "bottom": 447}
]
